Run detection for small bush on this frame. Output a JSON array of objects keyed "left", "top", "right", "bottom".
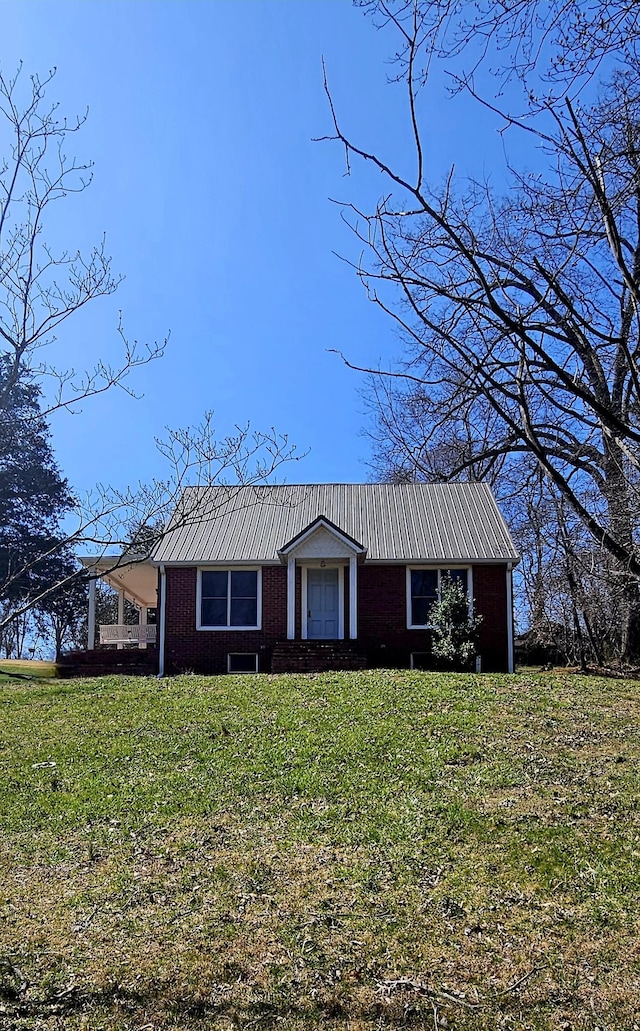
[{"left": 428, "top": 574, "right": 483, "bottom": 670}]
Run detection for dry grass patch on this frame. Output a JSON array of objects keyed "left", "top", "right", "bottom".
[{"left": 0, "top": 670, "right": 639, "bottom": 1029}]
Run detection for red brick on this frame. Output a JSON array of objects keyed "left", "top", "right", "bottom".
[{"left": 163, "top": 562, "right": 511, "bottom": 674}]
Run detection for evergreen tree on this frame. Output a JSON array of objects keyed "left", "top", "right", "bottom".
[
  {"left": 0, "top": 359, "right": 76, "bottom": 619},
  {"left": 428, "top": 575, "right": 483, "bottom": 672}
]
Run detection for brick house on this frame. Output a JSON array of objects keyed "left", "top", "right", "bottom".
[{"left": 81, "top": 482, "right": 519, "bottom": 675}]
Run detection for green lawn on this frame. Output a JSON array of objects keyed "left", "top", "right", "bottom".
[
  {"left": 0, "top": 670, "right": 638, "bottom": 1030},
  {"left": 0, "top": 659, "right": 57, "bottom": 679}
]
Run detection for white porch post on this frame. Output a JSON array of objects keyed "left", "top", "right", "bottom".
[
  {"left": 139, "top": 605, "right": 148, "bottom": 650},
  {"left": 158, "top": 565, "right": 167, "bottom": 678},
  {"left": 349, "top": 554, "right": 358, "bottom": 640},
  {"left": 117, "top": 589, "right": 125, "bottom": 650},
  {"left": 87, "top": 576, "right": 96, "bottom": 651},
  {"left": 287, "top": 556, "right": 295, "bottom": 640},
  {"left": 506, "top": 563, "right": 515, "bottom": 673}
]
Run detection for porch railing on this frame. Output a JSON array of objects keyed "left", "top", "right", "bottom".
[{"left": 99, "top": 624, "right": 157, "bottom": 646}]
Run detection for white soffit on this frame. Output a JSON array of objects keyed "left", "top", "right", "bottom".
[{"left": 79, "top": 556, "right": 158, "bottom": 607}]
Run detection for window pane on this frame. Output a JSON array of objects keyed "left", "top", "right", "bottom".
[
  {"left": 412, "top": 598, "right": 432, "bottom": 626},
  {"left": 231, "top": 570, "right": 257, "bottom": 598},
  {"left": 201, "top": 597, "right": 227, "bottom": 626},
  {"left": 411, "top": 569, "right": 438, "bottom": 625},
  {"left": 411, "top": 569, "right": 438, "bottom": 597},
  {"left": 230, "top": 571, "right": 257, "bottom": 626},
  {"left": 230, "top": 597, "right": 258, "bottom": 626},
  {"left": 228, "top": 653, "right": 258, "bottom": 673},
  {"left": 201, "top": 570, "right": 228, "bottom": 599}
]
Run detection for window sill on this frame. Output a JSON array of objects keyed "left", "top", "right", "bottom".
[{"left": 197, "top": 625, "right": 261, "bottom": 632}]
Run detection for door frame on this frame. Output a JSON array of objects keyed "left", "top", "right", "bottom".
[{"left": 301, "top": 563, "right": 345, "bottom": 640}]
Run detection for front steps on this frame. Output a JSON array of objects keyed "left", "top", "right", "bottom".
[{"left": 271, "top": 639, "right": 367, "bottom": 674}]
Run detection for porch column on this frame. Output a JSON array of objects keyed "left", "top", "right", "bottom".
[
  {"left": 139, "top": 605, "right": 148, "bottom": 650},
  {"left": 287, "top": 556, "right": 295, "bottom": 640},
  {"left": 506, "top": 563, "right": 515, "bottom": 673},
  {"left": 158, "top": 565, "right": 166, "bottom": 678},
  {"left": 87, "top": 576, "right": 96, "bottom": 651},
  {"left": 349, "top": 554, "right": 358, "bottom": 639},
  {"left": 117, "top": 589, "right": 125, "bottom": 650}
]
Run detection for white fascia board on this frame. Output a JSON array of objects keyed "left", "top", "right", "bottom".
[
  {"left": 154, "top": 559, "right": 281, "bottom": 567},
  {"left": 364, "top": 556, "right": 520, "bottom": 566}
]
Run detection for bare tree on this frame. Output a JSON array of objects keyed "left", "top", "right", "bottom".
[
  {"left": 0, "top": 64, "right": 165, "bottom": 415},
  {"left": 323, "top": 1, "right": 640, "bottom": 659},
  {"left": 365, "top": 389, "right": 634, "bottom": 666},
  {"left": 355, "top": 1, "right": 640, "bottom": 102},
  {"left": 0, "top": 411, "right": 301, "bottom": 633},
  {"left": 0, "top": 66, "right": 302, "bottom": 633}
]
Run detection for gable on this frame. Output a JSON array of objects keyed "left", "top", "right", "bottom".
[{"left": 282, "top": 523, "right": 361, "bottom": 560}]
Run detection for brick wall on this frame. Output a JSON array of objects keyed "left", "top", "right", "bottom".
[
  {"left": 358, "top": 565, "right": 432, "bottom": 667},
  {"left": 473, "top": 564, "right": 509, "bottom": 672},
  {"left": 164, "top": 565, "right": 287, "bottom": 674},
  {"left": 357, "top": 564, "right": 510, "bottom": 672},
  {"left": 163, "top": 561, "right": 511, "bottom": 674}
]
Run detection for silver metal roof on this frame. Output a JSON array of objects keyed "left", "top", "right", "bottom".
[{"left": 152, "top": 483, "right": 519, "bottom": 565}]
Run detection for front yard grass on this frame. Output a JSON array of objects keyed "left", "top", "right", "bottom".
[
  {"left": 0, "top": 670, "right": 638, "bottom": 1029},
  {"left": 0, "top": 659, "right": 57, "bottom": 680}
]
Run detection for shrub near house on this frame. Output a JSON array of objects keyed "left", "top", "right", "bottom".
[{"left": 428, "top": 573, "right": 484, "bottom": 670}]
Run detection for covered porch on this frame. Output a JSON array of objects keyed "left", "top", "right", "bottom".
[
  {"left": 80, "top": 555, "right": 158, "bottom": 650},
  {"left": 277, "top": 516, "right": 367, "bottom": 641}
]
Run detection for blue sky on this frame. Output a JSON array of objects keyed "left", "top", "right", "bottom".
[{"left": 1, "top": 0, "right": 510, "bottom": 494}]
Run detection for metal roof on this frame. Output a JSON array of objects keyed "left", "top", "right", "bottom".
[{"left": 152, "top": 483, "right": 519, "bottom": 565}]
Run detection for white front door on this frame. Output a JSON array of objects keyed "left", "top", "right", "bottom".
[{"left": 307, "top": 568, "right": 339, "bottom": 639}]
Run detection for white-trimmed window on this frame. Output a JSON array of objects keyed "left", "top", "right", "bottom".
[
  {"left": 197, "top": 568, "right": 261, "bottom": 630},
  {"left": 227, "top": 653, "right": 259, "bottom": 673},
  {"left": 407, "top": 567, "right": 470, "bottom": 628},
  {"left": 410, "top": 652, "right": 431, "bottom": 670}
]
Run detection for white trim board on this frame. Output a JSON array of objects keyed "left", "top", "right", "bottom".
[{"left": 196, "top": 566, "right": 262, "bottom": 631}]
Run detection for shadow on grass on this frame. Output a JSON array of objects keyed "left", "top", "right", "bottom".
[
  {"left": 1, "top": 972, "right": 615, "bottom": 1031},
  {"left": 0, "top": 659, "right": 57, "bottom": 680}
]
